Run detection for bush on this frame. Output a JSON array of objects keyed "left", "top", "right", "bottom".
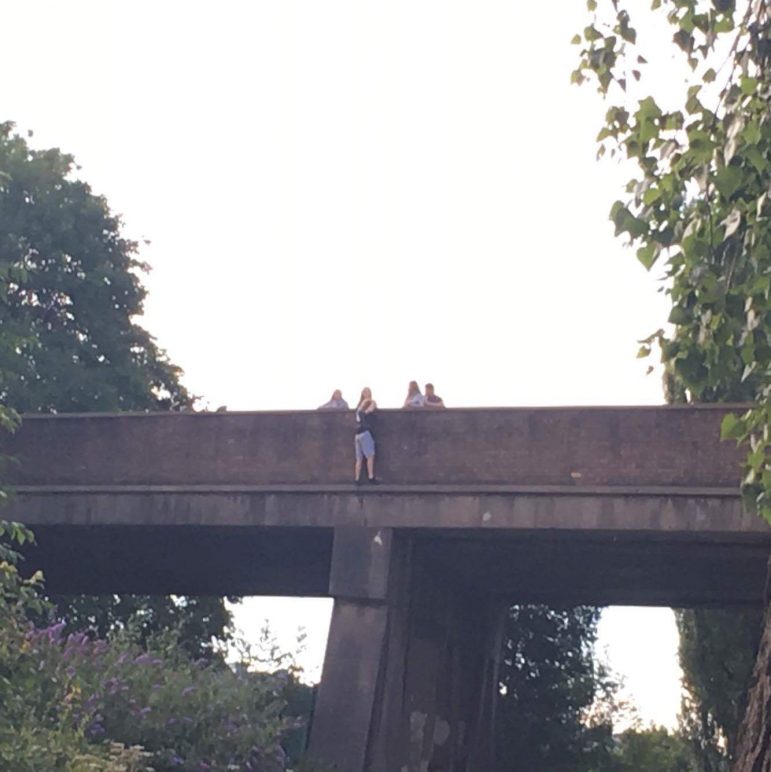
[
  {"left": 18, "top": 625, "right": 289, "bottom": 770},
  {"left": 0, "top": 522, "right": 303, "bottom": 770}
]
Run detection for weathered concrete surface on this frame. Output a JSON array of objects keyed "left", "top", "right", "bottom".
[
  {"left": 7, "top": 487, "right": 761, "bottom": 532},
  {"left": 309, "top": 529, "right": 506, "bottom": 772}
]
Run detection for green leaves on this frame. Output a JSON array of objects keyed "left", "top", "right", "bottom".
[
  {"left": 714, "top": 165, "right": 743, "bottom": 198},
  {"left": 721, "top": 412, "right": 747, "bottom": 441},
  {"left": 497, "top": 606, "right": 617, "bottom": 768},
  {"left": 575, "top": 0, "right": 771, "bottom": 523},
  {"left": 0, "top": 125, "right": 191, "bottom": 413},
  {"left": 634, "top": 96, "right": 663, "bottom": 144},
  {"left": 637, "top": 243, "right": 659, "bottom": 269},
  {"left": 610, "top": 200, "right": 648, "bottom": 240}
]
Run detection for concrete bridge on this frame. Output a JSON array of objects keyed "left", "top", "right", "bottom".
[{"left": 3, "top": 406, "right": 769, "bottom": 771}]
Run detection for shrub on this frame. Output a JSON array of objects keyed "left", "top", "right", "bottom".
[{"left": 0, "top": 522, "right": 300, "bottom": 770}]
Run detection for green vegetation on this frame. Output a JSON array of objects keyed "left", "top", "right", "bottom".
[
  {"left": 607, "top": 726, "right": 697, "bottom": 771},
  {"left": 0, "top": 121, "right": 188, "bottom": 413},
  {"left": 0, "top": 122, "right": 234, "bottom": 657},
  {"left": 573, "top": 0, "right": 771, "bottom": 519},
  {"left": 0, "top": 522, "right": 304, "bottom": 771},
  {"left": 48, "top": 595, "right": 236, "bottom": 664},
  {"left": 496, "top": 606, "right": 617, "bottom": 770},
  {"left": 495, "top": 605, "right": 702, "bottom": 770},
  {"left": 676, "top": 608, "right": 761, "bottom": 767},
  {"left": 574, "top": 1, "right": 771, "bottom": 767}
]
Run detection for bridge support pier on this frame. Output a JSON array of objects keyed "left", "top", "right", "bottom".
[{"left": 309, "top": 527, "right": 506, "bottom": 771}]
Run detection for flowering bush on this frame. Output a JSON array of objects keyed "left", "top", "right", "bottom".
[
  {"left": 18, "top": 624, "right": 290, "bottom": 770},
  {"left": 0, "top": 522, "right": 301, "bottom": 770}
]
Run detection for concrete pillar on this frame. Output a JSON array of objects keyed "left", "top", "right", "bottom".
[
  {"left": 307, "top": 527, "right": 395, "bottom": 769},
  {"left": 308, "top": 528, "right": 506, "bottom": 771}
]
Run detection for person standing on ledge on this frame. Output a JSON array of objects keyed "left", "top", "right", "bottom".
[
  {"left": 403, "top": 380, "right": 425, "bottom": 408},
  {"left": 318, "top": 389, "right": 349, "bottom": 410},
  {"left": 424, "top": 383, "right": 445, "bottom": 408},
  {"left": 355, "top": 387, "right": 378, "bottom": 484}
]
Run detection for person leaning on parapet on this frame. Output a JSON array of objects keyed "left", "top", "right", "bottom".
[
  {"left": 424, "top": 383, "right": 445, "bottom": 408},
  {"left": 403, "top": 380, "right": 425, "bottom": 408},
  {"left": 354, "top": 387, "right": 378, "bottom": 484},
  {"left": 318, "top": 389, "right": 349, "bottom": 410}
]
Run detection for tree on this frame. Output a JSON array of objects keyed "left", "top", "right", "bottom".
[
  {"left": 676, "top": 608, "right": 762, "bottom": 767},
  {"left": 0, "top": 123, "right": 235, "bottom": 656},
  {"left": 573, "top": 2, "right": 771, "bottom": 767},
  {"left": 495, "top": 605, "right": 618, "bottom": 771},
  {"left": 733, "top": 584, "right": 771, "bottom": 772},
  {"left": 608, "top": 726, "right": 697, "bottom": 771},
  {"left": 0, "top": 122, "right": 189, "bottom": 413},
  {"left": 48, "top": 594, "right": 236, "bottom": 662}
]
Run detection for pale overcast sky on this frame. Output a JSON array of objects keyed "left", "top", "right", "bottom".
[{"left": 3, "top": 0, "right": 693, "bottom": 727}]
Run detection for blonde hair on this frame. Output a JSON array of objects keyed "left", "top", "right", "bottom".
[{"left": 357, "top": 387, "right": 372, "bottom": 409}]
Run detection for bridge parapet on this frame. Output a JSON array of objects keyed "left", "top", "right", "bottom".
[{"left": 2, "top": 405, "right": 747, "bottom": 489}]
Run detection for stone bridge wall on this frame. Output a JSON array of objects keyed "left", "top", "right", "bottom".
[{"left": 3, "top": 405, "right": 746, "bottom": 488}]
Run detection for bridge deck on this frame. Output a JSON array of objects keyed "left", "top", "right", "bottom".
[{"left": 3, "top": 406, "right": 769, "bottom": 605}]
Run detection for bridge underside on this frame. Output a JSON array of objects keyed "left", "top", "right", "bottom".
[{"left": 25, "top": 523, "right": 769, "bottom": 606}]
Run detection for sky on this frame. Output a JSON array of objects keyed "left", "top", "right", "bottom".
[{"left": 3, "top": 0, "right": 695, "bottom": 728}]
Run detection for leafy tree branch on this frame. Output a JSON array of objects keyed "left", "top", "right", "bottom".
[{"left": 574, "top": 0, "right": 771, "bottom": 521}]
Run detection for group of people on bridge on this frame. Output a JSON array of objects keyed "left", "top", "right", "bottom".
[{"left": 318, "top": 381, "right": 446, "bottom": 484}]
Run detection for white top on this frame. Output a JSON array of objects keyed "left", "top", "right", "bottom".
[{"left": 319, "top": 398, "right": 349, "bottom": 410}]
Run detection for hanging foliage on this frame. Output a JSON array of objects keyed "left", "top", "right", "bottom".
[{"left": 573, "top": 0, "right": 771, "bottom": 520}]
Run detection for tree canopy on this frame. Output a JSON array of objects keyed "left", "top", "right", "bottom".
[
  {"left": 0, "top": 122, "right": 189, "bottom": 413},
  {"left": 495, "top": 605, "right": 619, "bottom": 771}
]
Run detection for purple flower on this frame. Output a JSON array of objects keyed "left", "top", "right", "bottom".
[
  {"left": 45, "top": 621, "right": 67, "bottom": 643},
  {"left": 92, "top": 640, "right": 108, "bottom": 656},
  {"left": 64, "top": 632, "right": 90, "bottom": 656}
]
